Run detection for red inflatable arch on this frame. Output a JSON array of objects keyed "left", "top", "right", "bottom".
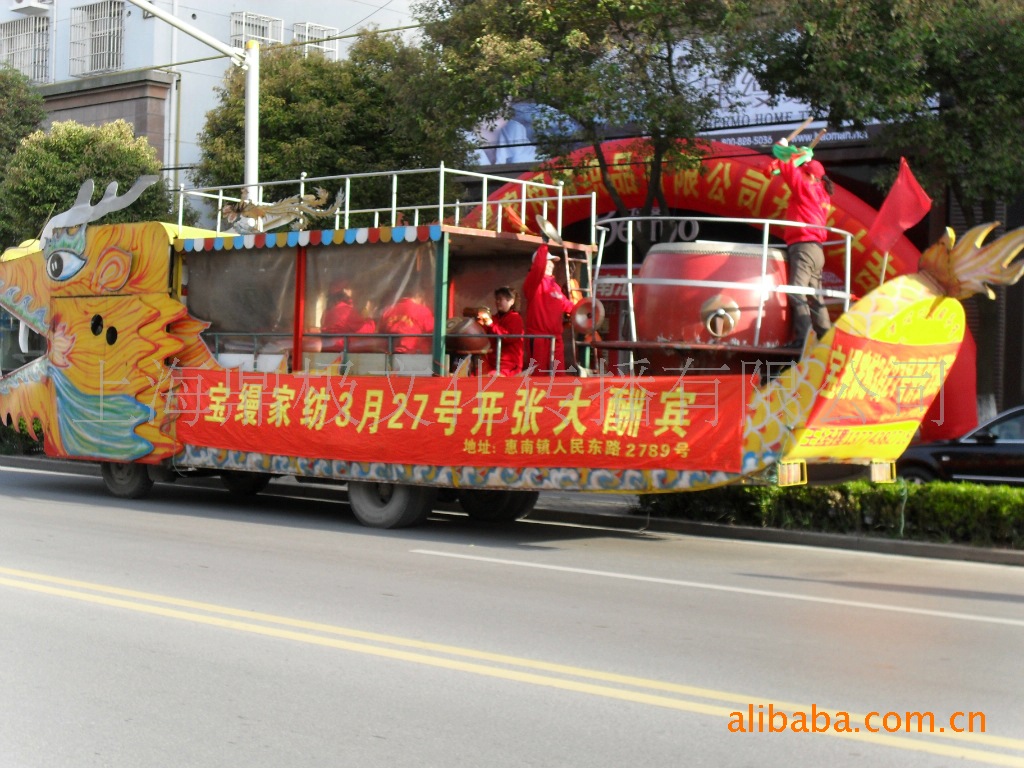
[
  {"left": 473, "top": 138, "right": 922, "bottom": 293},
  {"left": 471, "top": 138, "right": 974, "bottom": 439}
]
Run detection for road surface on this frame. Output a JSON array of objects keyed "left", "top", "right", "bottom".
[{"left": 1, "top": 463, "right": 1022, "bottom": 767}]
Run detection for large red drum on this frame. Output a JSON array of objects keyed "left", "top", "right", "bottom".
[{"left": 633, "top": 241, "right": 790, "bottom": 346}]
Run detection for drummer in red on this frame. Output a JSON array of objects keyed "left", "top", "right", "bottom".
[
  {"left": 318, "top": 280, "right": 375, "bottom": 351},
  {"left": 378, "top": 290, "right": 434, "bottom": 354},
  {"left": 479, "top": 286, "right": 524, "bottom": 375},
  {"left": 768, "top": 139, "right": 834, "bottom": 344},
  {"left": 522, "top": 244, "right": 575, "bottom": 373}
]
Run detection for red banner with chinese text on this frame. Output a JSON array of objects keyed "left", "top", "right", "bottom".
[
  {"left": 808, "top": 328, "right": 959, "bottom": 425},
  {"left": 172, "top": 369, "right": 745, "bottom": 473},
  {"left": 786, "top": 328, "right": 960, "bottom": 460}
]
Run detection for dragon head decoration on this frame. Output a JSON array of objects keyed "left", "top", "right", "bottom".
[{"left": 0, "top": 176, "right": 212, "bottom": 462}]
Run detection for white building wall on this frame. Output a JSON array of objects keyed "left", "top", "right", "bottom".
[{"left": 0, "top": 0, "right": 415, "bottom": 186}]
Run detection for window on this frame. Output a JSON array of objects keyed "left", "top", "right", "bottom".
[
  {"left": 230, "top": 12, "right": 283, "bottom": 48},
  {"left": 0, "top": 309, "right": 46, "bottom": 374},
  {"left": 69, "top": 0, "right": 124, "bottom": 77},
  {"left": 0, "top": 15, "right": 49, "bottom": 82},
  {"left": 293, "top": 22, "right": 339, "bottom": 61},
  {"left": 988, "top": 413, "right": 1024, "bottom": 441}
]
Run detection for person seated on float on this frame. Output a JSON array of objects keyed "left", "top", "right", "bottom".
[
  {"left": 477, "top": 286, "right": 524, "bottom": 375},
  {"left": 378, "top": 289, "right": 435, "bottom": 354},
  {"left": 318, "top": 280, "right": 375, "bottom": 352}
]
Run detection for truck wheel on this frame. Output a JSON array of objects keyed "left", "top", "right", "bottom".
[
  {"left": 346, "top": 482, "right": 435, "bottom": 528},
  {"left": 220, "top": 471, "right": 272, "bottom": 495},
  {"left": 101, "top": 462, "right": 154, "bottom": 499},
  {"left": 458, "top": 489, "right": 539, "bottom": 523},
  {"left": 899, "top": 466, "right": 936, "bottom": 485},
  {"left": 147, "top": 465, "right": 179, "bottom": 484}
]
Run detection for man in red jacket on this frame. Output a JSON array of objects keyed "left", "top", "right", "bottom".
[
  {"left": 770, "top": 139, "right": 834, "bottom": 345},
  {"left": 522, "top": 244, "right": 575, "bottom": 373},
  {"left": 479, "top": 286, "right": 524, "bottom": 375},
  {"left": 318, "top": 280, "right": 375, "bottom": 351},
  {"left": 379, "top": 291, "right": 434, "bottom": 354}
]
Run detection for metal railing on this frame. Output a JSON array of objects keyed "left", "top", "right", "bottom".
[
  {"left": 176, "top": 165, "right": 598, "bottom": 244},
  {"left": 202, "top": 330, "right": 564, "bottom": 376},
  {"left": 450, "top": 332, "right": 564, "bottom": 375},
  {"left": 594, "top": 215, "right": 855, "bottom": 350}
]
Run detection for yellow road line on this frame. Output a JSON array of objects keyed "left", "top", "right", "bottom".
[{"left": 1, "top": 566, "right": 1022, "bottom": 766}]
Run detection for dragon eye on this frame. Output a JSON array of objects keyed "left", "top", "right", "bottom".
[{"left": 46, "top": 249, "right": 86, "bottom": 282}]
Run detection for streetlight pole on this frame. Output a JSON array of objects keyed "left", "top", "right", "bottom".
[
  {"left": 243, "top": 40, "right": 259, "bottom": 201},
  {"left": 123, "top": 0, "right": 259, "bottom": 197}
]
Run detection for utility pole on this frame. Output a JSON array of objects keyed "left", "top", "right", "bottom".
[{"left": 123, "top": 0, "right": 260, "bottom": 198}]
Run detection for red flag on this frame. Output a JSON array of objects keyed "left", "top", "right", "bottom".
[{"left": 867, "top": 157, "right": 933, "bottom": 255}]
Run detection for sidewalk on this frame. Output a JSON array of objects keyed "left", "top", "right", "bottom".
[{"left": 1, "top": 454, "right": 1021, "bottom": 567}]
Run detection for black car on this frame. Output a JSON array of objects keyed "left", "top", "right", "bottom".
[{"left": 897, "top": 405, "right": 1024, "bottom": 485}]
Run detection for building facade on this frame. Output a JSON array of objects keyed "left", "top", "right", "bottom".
[{"left": 0, "top": 0, "right": 414, "bottom": 190}]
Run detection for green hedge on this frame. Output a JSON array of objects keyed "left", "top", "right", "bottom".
[
  {"left": 637, "top": 482, "right": 1024, "bottom": 549},
  {"left": 0, "top": 418, "right": 42, "bottom": 455}
]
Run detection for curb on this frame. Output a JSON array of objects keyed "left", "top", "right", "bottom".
[
  {"left": 527, "top": 507, "right": 1024, "bottom": 567},
  {"left": 0, "top": 454, "right": 101, "bottom": 477},
  {"left": 1, "top": 455, "right": 1021, "bottom": 567}
]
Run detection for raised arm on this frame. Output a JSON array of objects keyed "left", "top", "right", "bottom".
[{"left": 522, "top": 244, "right": 549, "bottom": 298}]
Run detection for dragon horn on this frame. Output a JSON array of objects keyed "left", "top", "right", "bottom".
[{"left": 40, "top": 175, "right": 161, "bottom": 246}]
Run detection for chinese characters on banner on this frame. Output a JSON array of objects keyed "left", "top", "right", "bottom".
[
  {"left": 786, "top": 329, "right": 960, "bottom": 460},
  {"left": 172, "top": 370, "right": 746, "bottom": 473}
]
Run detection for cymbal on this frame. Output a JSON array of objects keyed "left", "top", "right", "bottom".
[{"left": 535, "top": 215, "right": 564, "bottom": 246}]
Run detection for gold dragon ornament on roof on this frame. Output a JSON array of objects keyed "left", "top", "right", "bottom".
[{"left": 220, "top": 187, "right": 344, "bottom": 233}]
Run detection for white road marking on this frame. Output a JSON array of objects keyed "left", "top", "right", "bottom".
[{"left": 412, "top": 549, "right": 1024, "bottom": 627}]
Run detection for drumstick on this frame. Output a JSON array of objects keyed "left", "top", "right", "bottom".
[
  {"left": 783, "top": 116, "right": 815, "bottom": 144},
  {"left": 809, "top": 128, "right": 828, "bottom": 148}
]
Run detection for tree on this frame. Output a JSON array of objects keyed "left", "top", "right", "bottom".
[
  {"left": 736, "top": 0, "right": 1024, "bottom": 223},
  {"left": 193, "top": 35, "right": 479, "bottom": 205},
  {"left": 0, "top": 65, "right": 45, "bottom": 180},
  {"left": 735, "top": 0, "right": 1024, "bottom": 403},
  {"left": 0, "top": 120, "right": 181, "bottom": 247},
  {"left": 416, "top": 0, "right": 747, "bottom": 217}
]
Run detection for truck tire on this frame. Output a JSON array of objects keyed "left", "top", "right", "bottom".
[
  {"left": 147, "top": 465, "right": 180, "bottom": 483},
  {"left": 899, "top": 466, "right": 937, "bottom": 485},
  {"left": 220, "top": 471, "right": 272, "bottom": 495},
  {"left": 101, "top": 462, "right": 155, "bottom": 499},
  {"left": 458, "top": 489, "right": 539, "bottom": 523},
  {"left": 346, "top": 481, "right": 435, "bottom": 528}
]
